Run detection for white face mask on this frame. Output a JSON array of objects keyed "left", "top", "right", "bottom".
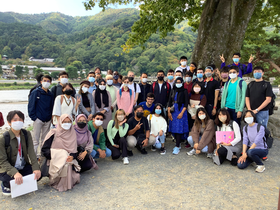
[
  {"left": 245, "top": 117, "right": 254, "bottom": 124},
  {"left": 61, "top": 123, "right": 72, "bottom": 130},
  {"left": 99, "top": 85, "right": 106, "bottom": 91},
  {"left": 11, "top": 121, "right": 24, "bottom": 131},
  {"left": 142, "top": 78, "right": 148, "bottom": 83},
  {"left": 123, "top": 83, "right": 128, "bottom": 87},
  {"left": 219, "top": 116, "right": 227, "bottom": 123},
  {"left": 42, "top": 82, "right": 50, "bottom": 89},
  {"left": 60, "top": 78, "right": 68, "bottom": 85},
  {"left": 107, "top": 80, "right": 113, "bottom": 86},
  {"left": 229, "top": 73, "right": 237, "bottom": 79},
  {"left": 198, "top": 114, "right": 206, "bottom": 120},
  {"left": 193, "top": 87, "right": 201, "bottom": 93},
  {"left": 181, "top": 61, "right": 187, "bottom": 66},
  {"left": 117, "top": 115, "right": 125, "bottom": 122},
  {"left": 82, "top": 86, "right": 89, "bottom": 93},
  {"left": 95, "top": 120, "right": 103, "bottom": 127}
]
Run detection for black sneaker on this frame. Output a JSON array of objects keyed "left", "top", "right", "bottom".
[
  {"left": 140, "top": 148, "right": 148, "bottom": 155},
  {"left": 127, "top": 150, "right": 133, "bottom": 157},
  {"left": 151, "top": 145, "right": 156, "bottom": 151},
  {"left": 1, "top": 183, "right": 11, "bottom": 196},
  {"left": 160, "top": 147, "right": 166, "bottom": 155}
]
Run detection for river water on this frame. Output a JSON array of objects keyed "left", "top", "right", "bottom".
[{"left": 0, "top": 90, "right": 31, "bottom": 129}]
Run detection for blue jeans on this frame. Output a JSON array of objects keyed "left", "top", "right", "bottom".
[
  {"left": 90, "top": 145, "right": 112, "bottom": 159},
  {"left": 255, "top": 110, "right": 269, "bottom": 128},
  {"left": 154, "top": 134, "right": 166, "bottom": 149},
  {"left": 237, "top": 148, "right": 268, "bottom": 169},
  {"left": 227, "top": 108, "right": 241, "bottom": 125},
  {"left": 187, "top": 136, "right": 208, "bottom": 153}
]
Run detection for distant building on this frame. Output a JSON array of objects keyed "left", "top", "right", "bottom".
[
  {"left": 29, "top": 57, "right": 55, "bottom": 63},
  {"left": 40, "top": 67, "right": 65, "bottom": 74},
  {"left": 2, "top": 55, "right": 8, "bottom": 60}
]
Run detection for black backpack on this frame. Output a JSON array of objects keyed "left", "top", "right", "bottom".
[
  {"left": 3, "top": 129, "right": 29, "bottom": 163},
  {"left": 248, "top": 81, "right": 275, "bottom": 115},
  {"left": 244, "top": 124, "right": 273, "bottom": 149}
]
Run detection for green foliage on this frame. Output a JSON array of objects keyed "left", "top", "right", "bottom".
[
  {"left": 50, "top": 71, "right": 60, "bottom": 79},
  {"left": 66, "top": 65, "right": 78, "bottom": 79},
  {"left": 15, "top": 65, "right": 23, "bottom": 78},
  {"left": 0, "top": 65, "right": 2, "bottom": 75},
  {"left": 33, "top": 68, "right": 45, "bottom": 77}
]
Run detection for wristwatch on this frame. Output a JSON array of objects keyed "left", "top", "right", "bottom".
[{"left": 255, "top": 109, "right": 259, "bottom": 113}]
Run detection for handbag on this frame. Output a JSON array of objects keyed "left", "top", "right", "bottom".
[{"left": 39, "top": 156, "right": 49, "bottom": 177}]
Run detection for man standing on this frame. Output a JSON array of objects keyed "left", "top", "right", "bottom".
[
  {"left": 112, "top": 71, "right": 121, "bottom": 88},
  {"left": 175, "top": 56, "right": 190, "bottom": 75},
  {"left": 87, "top": 71, "right": 96, "bottom": 94},
  {"left": 167, "top": 69, "right": 175, "bottom": 89},
  {"left": 106, "top": 74, "right": 118, "bottom": 119},
  {"left": 246, "top": 66, "right": 273, "bottom": 128},
  {"left": 121, "top": 71, "right": 141, "bottom": 105},
  {"left": 28, "top": 75, "right": 54, "bottom": 157},
  {"left": 138, "top": 73, "right": 151, "bottom": 104},
  {"left": 220, "top": 53, "right": 254, "bottom": 78},
  {"left": 50, "top": 71, "right": 76, "bottom": 98}
]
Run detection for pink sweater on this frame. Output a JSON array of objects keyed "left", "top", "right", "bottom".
[{"left": 117, "top": 88, "right": 135, "bottom": 115}]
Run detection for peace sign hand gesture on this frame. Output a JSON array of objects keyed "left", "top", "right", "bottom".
[
  {"left": 219, "top": 54, "right": 225, "bottom": 63},
  {"left": 248, "top": 54, "right": 255, "bottom": 63}
]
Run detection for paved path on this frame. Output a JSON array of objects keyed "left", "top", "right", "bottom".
[{"left": 1, "top": 137, "right": 279, "bottom": 209}]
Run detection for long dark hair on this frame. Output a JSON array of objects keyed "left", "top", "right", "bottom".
[
  {"left": 215, "top": 108, "right": 231, "bottom": 127},
  {"left": 191, "top": 82, "right": 204, "bottom": 95},
  {"left": 194, "top": 107, "right": 210, "bottom": 130},
  {"left": 152, "top": 103, "right": 165, "bottom": 119}
]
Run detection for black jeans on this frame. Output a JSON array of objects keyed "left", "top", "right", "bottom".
[
  {"left": 0, "top": 164, "right": 33, "bottom": 188},
  {"left": 77, "top": 155, "right": 93, "bottom": 173},
  {"left": 217, "top": 147, "right": 238, "bottom": 166},
  {"left": 107, "top": 137, "right": 128, "bottom": 160}
]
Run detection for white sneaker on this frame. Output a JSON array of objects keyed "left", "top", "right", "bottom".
[
  {"left": 207, "top": 153, "right": 214, "bottom": 158},
  {"left": 187, "top": 149, "right": 196, "bottom": 156},
  {"left": 255, "top": 165, "right": 265, "bottom": 173},
  {"left": 123, "top": 157, "right": 129, "bottom": 165}
]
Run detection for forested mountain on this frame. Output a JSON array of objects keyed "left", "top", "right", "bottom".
[{"left": 0, "top": 8, "right": 197, "bottom": 75}]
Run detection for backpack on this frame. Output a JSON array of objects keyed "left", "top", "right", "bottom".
[
  {"left": 119, "top": 88, "right": 132, "bottom": 98},
  {"left": 248, "top": 81, "right": 275, "bottom": 115},
  {"left": 224, "top": 79, "right": 244, "bottom": 90},
  {"left": 244, "top": 124, "right": 273, "bottom": 149},
  {"left": 152, "top": 82, "right": 170, "bottom": 96},
  {"left": 3, "top": 129, "right": 29, "bottom": 164},
  {"left": 189, "top": 93, "right": 204, "bottom": 105}
]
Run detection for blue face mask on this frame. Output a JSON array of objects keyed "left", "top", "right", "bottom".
[
  {"left": 175, "top": 83, "right": 183, "bottom": 88},
  {"left": 88, "top": 77, "right": 95, "bottom": 83},
  {"left": 233, "top": 58, "right": 239, "bottom": 63},
  {"left": 167, "top": 75, "right": 174, "bottom": 80},
  {"left": 197, "top": 73, "right": 203, "bottom": 78},
  {"left": 254, "top": 72, "right": 262, "bottom": 79},
  {"left": 155, "top": 109, "right": 162, "bottom": 115}
]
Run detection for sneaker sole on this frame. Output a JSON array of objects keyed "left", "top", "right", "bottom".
[
  {"left": 2, "top": 192, "right": 11, "bottom": 196},
  {"left": 123, "top": 162, "right": 129, "bottom": 165},
  {"left": 256, "top": 168, "right": 265, "bottom": 173},
  {"left": 160, "top": 152, "right": 166, "bottom": 155},
  {"left": 151, "top": 149, "right": 156, "bottom": 152}
]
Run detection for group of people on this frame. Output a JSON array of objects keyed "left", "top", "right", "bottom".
[{"left": 0, "top": 53, "right": 274, "bottom": 195}]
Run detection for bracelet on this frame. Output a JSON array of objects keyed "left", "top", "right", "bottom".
[{"left": 213, "top": 106, "right": 217, "bottom": 109}]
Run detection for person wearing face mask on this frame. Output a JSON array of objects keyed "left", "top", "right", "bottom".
[
  {"left": 50, "top": 71, "right": 76, "bottom": 98},
  {"left": 92, "top": 79, "right": 112, "bottom": 131},
  {"left": 88, "top": 113, "right": 112, "bottom": 159},
  {"left": 151, "top": 70, "right": 171, "bottom": 111},
  {"left": 220, "top": 53, "right": 254, "bottom": 78},
  {"left": 52, "top": 83, "right": 80, "bottom": 125},
  {"left": 213, "top": 109, "right": 242, "bottom": 166},
  {"left": 187, "top": 108, "right": 216, "bottom": 157},
  {"left": 28, "top": 75, "right": 54, "bottom": 158},
  {"left": 87, "top": 71, "right": 96, "bottom": 94},
  {"left": 183, "top": 71, "right": 193, "bottom": 94},
  {"left": 221, "top": 66, "right": 247, "bottom": 126},
  {"left": 75, "top": 80, "right": 95, "bottom": 121},
  {"left": 203, "top": 66, "right": 220, "bottom": 120},
  {"left": 175, "top": 56, "right": 190, "bottom": 75},
  {"left": 189, "top": 62, "right": 197, "bottom": 79},
  {"left": 127, "top": 105, "right": 153, "bottom": 155},
  {"left": 106, "top": 75, "right": 119, "bottom": 119},
  {"left": 192, "top": 68, "right": 205, "bottom": 88},
  {"left": 0, "top": 111, "right": 41, "bottom": 196},
  {"left": 120, "top": 71, "right": 141, "bottom": 106},
  {"left": 245, "top": 66, "right": 273, "bottom": 128},
  {"left": 168, "top": 77, "right": 189, "bottom": 155},
  {"left": 138, "top": 73, "right": 151, "bottom": 104},
  {"left": 112, "top": 71, "right": 121, "bottom": 88},
  {"left": 74, "top": 114, "right": 98, "bottom": 172},
  {"left": 147, "top": 104, "right": 167, "bottom": 155},
  {"left": 217, "top": 66, "right": 230, "bottom": 110},
  {"left": 237, "top": 110, "right": 268, "bottom": 173},
  {"left": 41, "top": 114, "right": 80, "bottom": 191},
  {"left": 106, "top": 109, "right": 129, "bottom": 164},
  {"left": 167, "top": 69, "right": 175, "bottom": 89}
]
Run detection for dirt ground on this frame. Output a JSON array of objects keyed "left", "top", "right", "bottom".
[{"left": 0, "top": 136, "right": 279, "bottom": 210}]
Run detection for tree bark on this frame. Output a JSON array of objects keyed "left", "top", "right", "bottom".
[{"left": 191, "top": 0, "right": 257, "bottom": 68}]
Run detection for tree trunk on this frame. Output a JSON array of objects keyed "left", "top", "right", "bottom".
[{"left": 191, "top": 0, "right": 257, "bottom": 68}]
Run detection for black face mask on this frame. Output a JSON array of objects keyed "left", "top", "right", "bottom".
[
  {"left": 136, "top": 112, "right": 144, "bottom": 118},
  {"left": 113, "top": 75, "right": 119, "bottom": 80},
  {"left": 77, "top": 122, "right": 87, "bottom": 129},
  {"left": 64, "top": 89, "right": 74, "bottom": 95},
  {"left": 128, "top": 77, "right": 134, "bottom": 82},
  {"left": 158, "top": 76, "right": 164, "bottom": 81}
]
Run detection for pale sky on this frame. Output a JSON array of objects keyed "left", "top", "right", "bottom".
[{"left": 0, "top": 0, "right": 137, "bottom": 16}]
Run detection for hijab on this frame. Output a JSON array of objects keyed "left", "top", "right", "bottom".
[
  {"left": 74, "top": 114, "right": 92, "bottom": 146},
  {"left": 95, "top": 79, "right": 109, "bottom": 109},
  {"left": 173, "top": 77, "right": 185, "bottom": 110},
  {"left": 44, "top": 114, "right": 77, "bottom": 153}
]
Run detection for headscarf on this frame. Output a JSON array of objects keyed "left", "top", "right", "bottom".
[
  {"left": 173, "top": 77, "right": 186, "bottom": 110},
  {"left": 95, "top": 79, "right": 109, "bottom": 109},
  {"left": 74, "top": 114, "right": 92, "bottom": 146},
  {"left": 44, "top": 114, "right": 77, "bottom": 153}
]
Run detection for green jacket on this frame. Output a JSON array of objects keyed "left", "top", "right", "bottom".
[
  {"left": 0, "top": 129, "right": 40, "bottom": 177},
  {"left": 88, "top": 121, "right": 106, "bottom": 151},
  {"left": 221, "top": 78, "right": 247, "bottom": 112}
]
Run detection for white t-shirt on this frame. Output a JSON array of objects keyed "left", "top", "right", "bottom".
[
  {"left": 15, "top": 136, "right": 25, "bottom": 169},
  {"left": 158, "top": 83, "right": 163, "bottom": 93},
  {"left": 175, "top": 66, "right": 190, "bottom": 72},
  {"left": 121, "top": 82, "right": 141, "bottom": 99},
  {"left": 147, "top": 114, "right": 167, "bottom": 135}
]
